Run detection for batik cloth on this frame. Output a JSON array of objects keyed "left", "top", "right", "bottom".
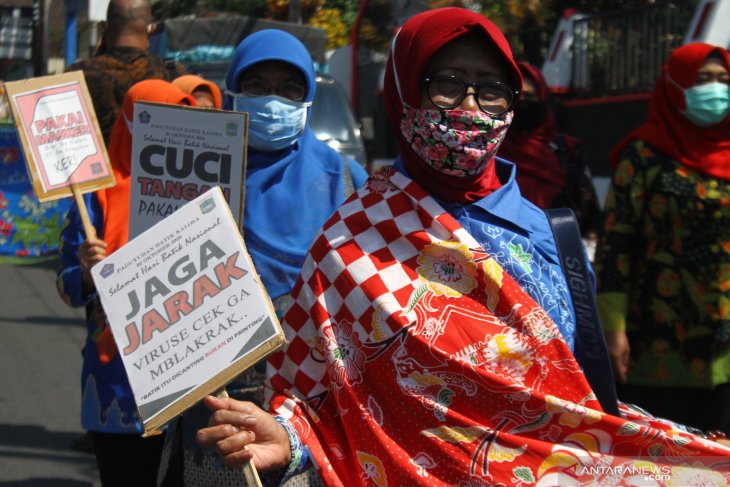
[
  {"left": 596, "top": 139, "right": 730, "bottom": 389},
  {"left": 267, "top": 166, "right": 730, "bottom": 486}
]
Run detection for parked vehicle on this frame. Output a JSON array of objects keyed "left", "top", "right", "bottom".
[{"left": 309, "top": 74, "right": 367, "bottom": 168}]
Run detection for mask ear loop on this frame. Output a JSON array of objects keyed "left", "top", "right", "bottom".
[
  {"left": 664, "top": 72, "right": 689, "bottom": 113},
  {"left": 665, "top": 72, "right": 684, "bottom": 91},
  {"left": 390, "top": 29, "right": 404, "bottom": 104}
]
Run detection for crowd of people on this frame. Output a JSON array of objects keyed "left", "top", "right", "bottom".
[{"left": 14, "top": 0, "right": 727, "bottom": 484}]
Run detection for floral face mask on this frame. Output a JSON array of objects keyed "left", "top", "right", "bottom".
[{"left": 400, "top": 104, "right": 512, "bottom": 177}]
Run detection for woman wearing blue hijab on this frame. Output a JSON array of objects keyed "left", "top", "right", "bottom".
[
  {"left": 226, "top": 29, "right": 368, "bottom": 310},
  {"left": 157, "top": 29, "right": 367, "bottom": 486}
]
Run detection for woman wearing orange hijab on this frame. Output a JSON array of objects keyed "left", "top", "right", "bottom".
[
  {"left": 595, "top": 43, "right": 730, "bottom": 435},
  {"left": 173, "top": 74, "right": 223, "bottom": 109},
  {"left": 56, "top": 79, "right": 195, "bottom": 486}
]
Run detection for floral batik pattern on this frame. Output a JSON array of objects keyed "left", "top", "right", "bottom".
[
  {"left": 266, "top": 165, "right": 730, "bottom": 486},
  {"left": 595, "top": 139, "right": 730, "bottom": 388}
]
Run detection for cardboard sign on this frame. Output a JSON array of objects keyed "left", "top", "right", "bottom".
[
  {"left": 129, "top": 102, "right": 247, "bottom": 238},
  {"left": 92, "top": 187, "right": 285, "bottom": 435},
  {"left": 4, "top": 71, "right": 114, "bottom": 201}
]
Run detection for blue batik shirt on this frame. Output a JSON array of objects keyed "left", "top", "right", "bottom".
[{"left": 394, "top": 157, "right": 577, "bottom": 350}]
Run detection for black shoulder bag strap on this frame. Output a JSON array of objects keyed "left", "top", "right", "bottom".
[{"left": 545, "top": 208, "right": 619, "bottom": 416}]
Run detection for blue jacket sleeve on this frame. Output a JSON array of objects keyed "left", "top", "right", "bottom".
[{"left": 56, "top": 193, "right": 105, "bottom": 308}]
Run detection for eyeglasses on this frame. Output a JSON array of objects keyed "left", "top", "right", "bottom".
[
  {"left": 422, "top": 75, "right": 519, "bottom": 116},
  {"left": 239, "top": 77, "right": 307, "bottom": 102}
]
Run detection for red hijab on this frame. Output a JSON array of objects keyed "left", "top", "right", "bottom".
[
  {"left": 498, "top": 62, "right": 567, "bottom": 208},
  {"left": 98, "top": 80, "right": 195, "bottom": 254},
  {"left": 383, "top": 8, "right": 522, "bottom": 203},
  {"left": 610, "top": 43, "right": 730, "bottom": 179}
]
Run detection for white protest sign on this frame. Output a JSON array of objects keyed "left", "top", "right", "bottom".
[
  {"left": 4, "top": 71, "right": 114, "bottom": 201},
  {"left": 27, "top": 90, "right": 98, "bottom": 186},
  {"left": 92, "top": 187, "right": 284, "bottom": 435},
  {"left": 129, "top": 102, "right": 247, "bottom": 238}
]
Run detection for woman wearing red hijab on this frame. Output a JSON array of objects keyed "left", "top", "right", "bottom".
[
  {"left": 197, "top": 13, "right": 730, "bottom": 485},
  {"left": 57, "top": 79, "right": 195, "bottom": 486},
  {"left": 595, "top": 43, "right": 730, "bottom": 435},
  {"left": 498, "top": 62, "right": 602, "bottom": 242}
]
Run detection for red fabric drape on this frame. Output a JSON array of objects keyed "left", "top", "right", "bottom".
[{"left": 269, "top": 166, "right": 730, "bottom": 485}]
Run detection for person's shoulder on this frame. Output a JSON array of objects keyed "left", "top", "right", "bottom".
[
  {"left": 518, "top": 199, "right": 565, "bottom": 257},
  {"left": 65, "top": 56, "right": 97, "bottom": 73},
  {"left": 143, "top": 53, "right": 170, "bottom": 64},
  {"left": 615, "top": 138, "right": 664, "bottom": 167},
  {"left": 493, "top": 189, "right": 553, "bottom": 237},
  {"left": 65, "top": 53, "right": 125, "bottom": 79},
  {"left": 558, "top": 133, "right": 582, "bottom": 145},
  {"left": 65, "top": 61, "right": 85, "bottom": 72},
  {"left": 345, "top": 157, "right": 369, "bottom": 188},
  {"left": 141, "top": 55, "right": 186, "bottom": 78},
  {"left": 518, "top": 195, "right": 552, "bottom": 227},
  {"left": 554, "top": 132, "right": 583, "bottom": 156}
]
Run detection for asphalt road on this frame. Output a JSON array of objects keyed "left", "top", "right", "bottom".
[{"left": 0, "top": 260, "right": 100, "bottom": 486}]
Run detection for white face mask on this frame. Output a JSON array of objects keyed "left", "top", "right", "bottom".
[{"left": 226, "top": 91, "right": 312, "bottom": 152}]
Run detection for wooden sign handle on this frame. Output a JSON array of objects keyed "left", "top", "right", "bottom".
[
  {"left": 215, "top": 388, "right": 263, "bottom": 487},
  {"left": 71, "top": 184, "right": 96, "bottom": 239}
]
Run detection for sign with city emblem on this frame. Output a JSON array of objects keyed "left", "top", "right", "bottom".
[
  {"left": 128, "top": 101, "right": 247, "bottom": 238},
  {"left": 92, "top": 187, "right": 284, "bottom": 436}
]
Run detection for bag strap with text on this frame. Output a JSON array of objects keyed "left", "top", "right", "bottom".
[{"left": 545, "top": 208, "right": 619, "bottom": 416}]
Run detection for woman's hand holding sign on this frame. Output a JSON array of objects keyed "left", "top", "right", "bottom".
[
  {"left": 78, "top": 236, "right": 107, "bottom": 289},
  {"left": 196, "top": 395, "right": 291, "bottom": 471}
]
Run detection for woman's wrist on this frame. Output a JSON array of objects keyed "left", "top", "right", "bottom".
[{"left": 273, "top": 416, "right": 307, "bottom": 478}]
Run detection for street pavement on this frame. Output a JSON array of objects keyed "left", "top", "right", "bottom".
[{"left": 0, "top": 260, "right": 100, "bottom": 486}]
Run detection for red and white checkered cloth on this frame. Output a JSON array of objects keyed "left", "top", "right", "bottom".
[{"left": 265, "top": 166, "right": 730, "bottom": 486}]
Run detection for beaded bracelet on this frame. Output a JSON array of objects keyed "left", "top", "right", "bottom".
[{"left": 274, "top": 416, "right": 305, "bottom": 479}]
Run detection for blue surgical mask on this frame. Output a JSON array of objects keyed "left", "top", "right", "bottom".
[
  {"left": 683, "top": 82, "right": 730, "bottom": 127},
  {"left": 226, "top": 91, "right": 311, "bottom": 152}
]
